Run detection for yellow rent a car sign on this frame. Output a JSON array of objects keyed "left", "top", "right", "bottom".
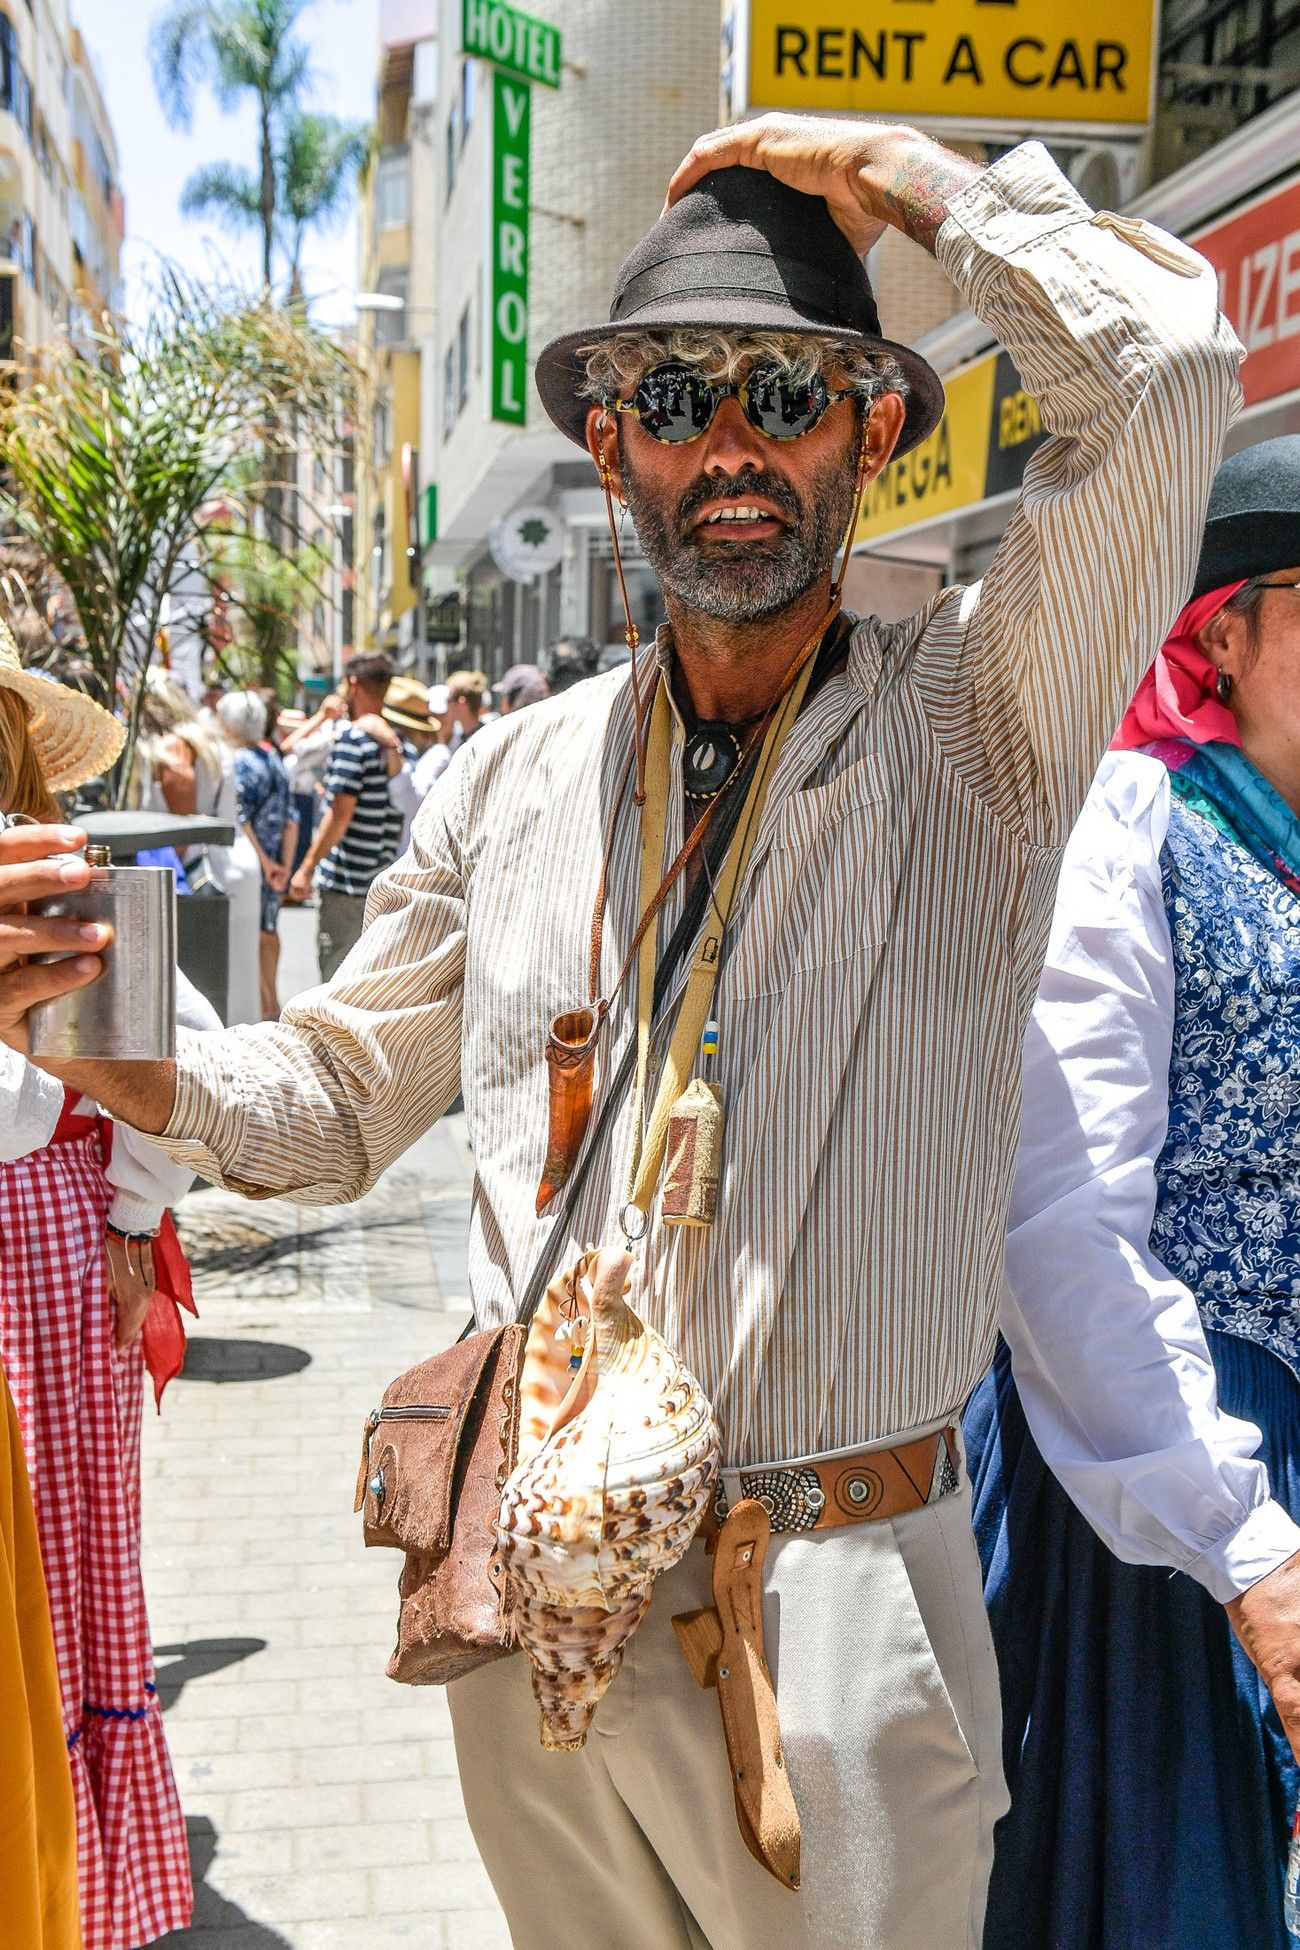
[{"left": 745, "top": 0, "right": 1156, "bottom": 128}]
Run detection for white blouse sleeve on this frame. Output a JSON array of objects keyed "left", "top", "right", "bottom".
[
  {"left": 1003, "top": 749, "right": 1300, "bottom": 1603},
  {"left": 104, "top": 971, "right": 223, "bottom": 1233},
  {"left": 0, "top": 1043, "right": 62, "bottom": 1161}
]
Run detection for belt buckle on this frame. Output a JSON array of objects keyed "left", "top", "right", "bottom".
[{"left": 728, "top": 1464, "right": 825, "bottom": 1535}]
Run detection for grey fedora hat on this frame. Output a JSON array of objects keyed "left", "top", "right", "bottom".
[
  {"left": 1192, "top": 435, "right": 1300, "bottom": 597},
  {"left": 535, "top": 165, "right": 945, "bottom": 459}
]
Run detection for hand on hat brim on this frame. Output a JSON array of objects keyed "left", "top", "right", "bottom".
[{"left": 665, "top": 114, "right": 898, "bottom": 259}]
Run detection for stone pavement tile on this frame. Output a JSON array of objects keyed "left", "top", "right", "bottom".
[
  {"left": 294, "top": 1821, "right": 429, "bottom": 1872},
  {"left": 283, "top": 1922, "right": 447, "bottom": 1950},
  {"left": 236, "top": 1710, "right": 364, "bottom": 1754},
  {"left": 163, "top": 1715, "right": 241, "bottom": 1757},
  {"left": 206, "top": 1826, "right": 296, "bottom": 1876},
  {"left": 178, "top": 1749, "right": 296, "bottom": 1794},
  {"left": 366, "top": 1862, "right": 500, "bottom": 1913},
  {"left": 212, "top": 1783, "right": 365, "bottom": 1832},
  {"left": 445, "top": 1914, "right": 512, "bottom": 1950},
  {"left": 360, "top": 1776, "right": 476, "bottom": 1823},
  {"left": 202, "top": 1869, "right": 372, "bottom": 1924},
  {"left": 299, "top": 1740, "right": 425, "bottom": 1786}
]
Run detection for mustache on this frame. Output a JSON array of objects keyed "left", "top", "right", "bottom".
[{"left": 675, "top": 468, "right": 803, "bottom": 530}]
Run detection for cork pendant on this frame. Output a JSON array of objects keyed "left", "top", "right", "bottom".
[{"left": 536, "top": 1007, "right": 604, "bottom": 1215}]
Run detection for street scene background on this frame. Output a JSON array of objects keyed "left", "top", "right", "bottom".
[
  {"left": 149, "top": 908, "right": 508, "bottom": 1949},
  {"left": 3, "top": 1, "right": 1300, "bottom": 1946}
]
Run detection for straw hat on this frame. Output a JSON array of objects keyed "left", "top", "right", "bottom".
[
  {"left": 0, "top": 616, "right": 125, "bottom": 791},
  {"left": 382, "top": 674, "right": 436, "bottom": 735}
]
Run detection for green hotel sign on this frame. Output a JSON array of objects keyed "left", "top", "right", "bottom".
[
  {"left": 489, "top": 70, "right": 531, "bottom": 424},
  {"left": 462, "top": 0, "right": 561, "bottom": 89},
  {"left": 464, "top": 0, "right": 560, "bottom": 425}
]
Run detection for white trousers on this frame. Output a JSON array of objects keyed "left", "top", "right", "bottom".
[{"left": 449, "top": 1478, "right": 1008, "bottom": 1950}]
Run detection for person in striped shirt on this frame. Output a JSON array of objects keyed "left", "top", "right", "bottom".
[
  {"left": 289, "top": 651, "right": 410, "bottom": 980},
  {"left": 0, "top": 116, "right": 1247, "bottom": 1947}
]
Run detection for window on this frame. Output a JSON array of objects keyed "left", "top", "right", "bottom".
[
  {"left": 442, "top": 345, "right": 456, "bottom": 438},
  {"left": 373, "top": 267, "right": 408, "bottom": 345},
  {"left": 445, "top": 104, "right": 458, "bottom": 199},
  {"left": 460, "top": 59, "right": 474, "bottom": 144},
  {"left": 457, "top": 304, "right": 470, "bottom": 412},
  {"left": 375, "top": 143, "right": 410, "bottom": 228},
  {"left": 1, "top": 18, "right": 33, "bottom": 142},
  {"left": 4, "top": 212, "right": 36, "bottom": 286}
]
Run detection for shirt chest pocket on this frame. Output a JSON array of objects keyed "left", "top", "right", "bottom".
[{"left": 723, "top": 755, "right": 900, "bottom": 1003}]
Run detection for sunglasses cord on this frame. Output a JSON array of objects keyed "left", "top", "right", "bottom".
[{"left": 598, "top": 424, "right": 651, "bottom": 808}]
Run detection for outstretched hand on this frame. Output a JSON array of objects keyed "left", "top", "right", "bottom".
[{"left": 0, "top": 823, "right": 110, "bottom": 1054}]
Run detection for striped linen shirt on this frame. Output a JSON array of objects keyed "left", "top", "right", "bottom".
[
  {"left": 318, "top": 724, "right": 408, "bottom": 896},
  {"left": 148, "top": 145, "right": 1242, "bottom": 1465}
]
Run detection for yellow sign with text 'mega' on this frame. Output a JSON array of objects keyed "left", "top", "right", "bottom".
[
  {"left": 853, "top": 349, "right": 1047, "bottom": 544},
  {"left": 745, "top": 0, "right": 1157, "bottom": 128}
]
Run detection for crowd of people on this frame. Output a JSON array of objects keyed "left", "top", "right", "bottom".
[
  {"left": 2, "top": 108, "right": 1300, "bottom": 1950},
  {"left": 130, "top": 657, "right": 554, "bottom": 1010}
]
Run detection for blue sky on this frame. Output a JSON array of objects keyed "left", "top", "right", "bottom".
[{"left": 83, "top": 0, "right": 379, "bottom": 325}]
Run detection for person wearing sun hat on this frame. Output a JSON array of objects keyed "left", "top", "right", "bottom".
[
  {"left": 352, "top": 674, "right": 439, "bottom": 849},
  {"left": 0, "top": 622, "right": 216, "bottom": 1944},
  {"left": 0, "top": 114, "right": 1242, "bottom": 1946},
  {"left": 0, "top": 615, "right": 124, "bottom": 799}
]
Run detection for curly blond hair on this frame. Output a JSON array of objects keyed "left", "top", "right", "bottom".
[{"left": 578, "top": 329, "right": 907, "bottom": 407}]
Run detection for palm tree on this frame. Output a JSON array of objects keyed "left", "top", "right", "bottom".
[
  {"left": 150, "top": 0, "right": 311, "bottom": 288},
  {"left": 280, "top": 112, "right": 371, "bottom": 297},
  {"left": 177, "top": 110, "right": 369, "bottom": 298}
]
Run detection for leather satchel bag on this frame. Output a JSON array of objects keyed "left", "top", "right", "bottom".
[{"left": 355, "top": 1324, "right": 525, "bottom": 1684}]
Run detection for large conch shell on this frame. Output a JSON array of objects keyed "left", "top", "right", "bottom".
[{"left": 495, "top": 1247, "right": 719, "bottom": 1750}]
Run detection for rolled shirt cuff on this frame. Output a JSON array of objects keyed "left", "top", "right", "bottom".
[
  {"left": 154, "top": 1024, "right": 252, "bottom": 1186},
  {"left": 106, "top": 1191, "right": 165, "bottom": 1236},
  {"left": 936, "top": 139, "right": 1092, "bottom": 267},
  {"left": 1186, "top": 1497, "right": 1300, "bottom": 1604}
]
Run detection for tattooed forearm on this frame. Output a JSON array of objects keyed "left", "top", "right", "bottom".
[{"left": 873, "top": 139, "right": 982, "bottom": 255}]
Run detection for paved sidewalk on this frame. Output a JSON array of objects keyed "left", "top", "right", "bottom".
[{"left": 147, "top": 908, "right": 510, "bottom": 1948}]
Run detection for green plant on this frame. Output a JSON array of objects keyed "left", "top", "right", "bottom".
[{"left": 0, "top": 274, "right": 356, "bottom": 800}]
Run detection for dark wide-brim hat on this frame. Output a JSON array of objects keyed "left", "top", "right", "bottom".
[
  {"left": 535, "top": 166, "right": 945, "bottom": 459},
  {"left": 1193, "top": 434, "right": 1300, "bottom": 597}
]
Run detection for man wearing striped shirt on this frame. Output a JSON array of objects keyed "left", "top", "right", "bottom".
[
  {"left": 0, "top": 117, "right": 1244, "bottom": 1947},
  {"left": 289, "top": 650, "right": 409, "bottom": 979}
]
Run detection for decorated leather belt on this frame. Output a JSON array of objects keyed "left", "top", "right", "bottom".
[
  {"left": 673, "top": 1427, "right": 962, "bottom": 1892},
  {"left": 711, "top": 1426, "right": 961, "bottom": 1537}
]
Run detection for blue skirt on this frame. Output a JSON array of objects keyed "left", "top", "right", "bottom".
[{"left": 965, "top": 1330, "right": 1300, "bottom": 1950}]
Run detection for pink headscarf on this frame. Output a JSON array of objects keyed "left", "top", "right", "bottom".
[{"left": 1111, "top": 581, "right": 1246, "bottom": 751}]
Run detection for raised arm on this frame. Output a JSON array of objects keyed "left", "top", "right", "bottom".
[{"left": 675, "top": 117, "right": 1244, "bottom": 846}]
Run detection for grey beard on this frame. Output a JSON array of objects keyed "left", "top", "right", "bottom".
[{"left": 623, "top": 459, "right": 858, "bottom": 625}]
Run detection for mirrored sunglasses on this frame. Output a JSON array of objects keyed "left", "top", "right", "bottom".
[{"left": 614, "top": 361, "right": 858, "bottom": 445}]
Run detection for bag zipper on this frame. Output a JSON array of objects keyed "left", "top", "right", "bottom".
[{"left": 356, "top": 1404, "right": 452, "bottom": 1514}]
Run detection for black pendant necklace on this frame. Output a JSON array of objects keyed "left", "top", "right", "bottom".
[{"left": 682, "top": 721, "right": 743, "bottom": 799}]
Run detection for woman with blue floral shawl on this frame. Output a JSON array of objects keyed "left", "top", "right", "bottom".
[{"left": 967, "top": 436, "right": 1300, "bottom": 1948}]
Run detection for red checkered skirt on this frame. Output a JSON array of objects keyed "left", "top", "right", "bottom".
[{"left": 0, "top": 1129, "right": 192, "bottom": 1947}]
